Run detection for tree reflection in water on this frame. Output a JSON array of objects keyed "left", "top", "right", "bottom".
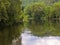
[
  {"left": 22, "top": 31, "right": 60, "bottom": 45},
  {"left": 0, "top": 20, "right": 60, "bottom": 45},
  {"left": 21, "top": 20, "right": 60, "bottom": 45},
  {"left": 0, "top": 24, "right": 24, "bottom": 45},
  {"left": 26, "top": 20, "right": 60, "bottom": 36}
]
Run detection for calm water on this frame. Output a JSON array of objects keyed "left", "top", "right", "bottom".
[
  {"left": 21, "top": 21, "right": 60, "bottom": 45},
  {"left": 22, "top": 30, "right": 60, "bottom": 45},
  {"left": 0, "top": 21, "right": 60, "bottom": 45}
]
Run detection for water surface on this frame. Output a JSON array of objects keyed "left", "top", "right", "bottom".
[
  {"left": 22, "top": 30, "right": 60, "bottom": 45},
  {"left": 0, "top": 21, "right": 60, "bottom": 45},
  {"left": 21, "top": 21, "right": 60, "bottom": 45}
]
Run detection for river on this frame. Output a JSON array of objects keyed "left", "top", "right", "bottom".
[{"left": 0, "top": 20, "right": 60, "bottom": 45}]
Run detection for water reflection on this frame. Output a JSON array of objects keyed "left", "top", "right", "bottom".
[
  {"left": 0, "top": 20, "right": 60, "bottom": 45},
  {"left": 26, "top": 21, "right": 60, "bottom": 36},
  {"left": 0, "top": 24, "right": 24, "bottom": 45},
  {"left": 22, "top": 30, "right": 60, "bottom": 45},
  {"left": 22, "top": 20, "right": 60, "bottom": 45}
]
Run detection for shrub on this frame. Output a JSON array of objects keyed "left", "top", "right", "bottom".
[
  {"left": 24, "top": 3, "right": 47, "bottom": 22},
  {"left": 0, "top": 0, "right": 22, "bottom": 26},
  {"left": 51, "top": 2, "right": 60, "bottom": 19}
]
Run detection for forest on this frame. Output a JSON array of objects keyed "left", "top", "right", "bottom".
[
  {"left": 0, "top": 0, "right": 60, "bottom": 45},
  {"left": 23, "top": 0, "right": 60, "bottom": 21},
  {"left": 0, "top": 0, "right": 60, "bottom": 27}
]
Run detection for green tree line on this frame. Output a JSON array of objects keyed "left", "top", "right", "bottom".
[
  {"left": 22, "top": 0, "right": 60, "bottom": 7},
  {"left": 23, "top": 2, "right": 60, "bottom": 22},
  {"left": 0, "top": 0, "right": 22, "bottom": 26},
  {"left": 0, "top": 0, "right": 60, "bottom": 26}
]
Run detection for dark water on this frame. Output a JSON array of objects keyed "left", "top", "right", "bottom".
[
  {"left": 0, "top": 25, "right": 24, "bottom": 45},
  {"left": 0, "top": 20, "right": 60, "bottom": 45}
]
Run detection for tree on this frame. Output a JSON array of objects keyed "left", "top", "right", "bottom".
[
  {"left": 22, "top": 0, "right": 60, "bottom": 7},
  {"left": 0, "top": 0, "right": 22, "bottom": 26},
  {"left": 24, "top": 3, "right": 46, "bottom": 22},
  {"left": 50, "top": 2, "right": 60, "bottom": 20},
  {"left": 0, "top": 0, "right": 22, "bottom": 45}
]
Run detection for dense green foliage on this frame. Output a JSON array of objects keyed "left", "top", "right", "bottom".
[
  {"left": 24, "top": 3, "right": 47, "bottom": 22},
  {"left": 51, "top": 2, "right": 60, "bottom": 19},
  {"left": 0, "top": 0, "right": 22, "bottom": 45},
  {"left": 22, "top": 0, "right": 60, "bottom": 7},
  {"left": 0, "top": 0, "right": 22, "bottom": 26},
  {"left": 23, "top": 2, "right": 60, "bottom": 22},
  {"left": 23, "top": 2, "right": 60, "bottom": 34}
]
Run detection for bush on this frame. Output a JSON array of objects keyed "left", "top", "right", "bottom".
[
  {"left": 24, "top": 3, "right": 47, "bottom": 22},
  {"left": 51, "top": 2, "right": 60, "bottom": 19},
  {"left": 23, "top": 2, "right": 60, "bottom": 22},
  {"left": 0, "top": 0, "right": 22, "bottom": 26}
]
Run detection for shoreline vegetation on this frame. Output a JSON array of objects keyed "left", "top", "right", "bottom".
[
  {"left": 0, "top": 0, "right": 60, "bottom": 26},
  {"left": 23, "top": 2, "right": 60, "bottom": 23}
]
